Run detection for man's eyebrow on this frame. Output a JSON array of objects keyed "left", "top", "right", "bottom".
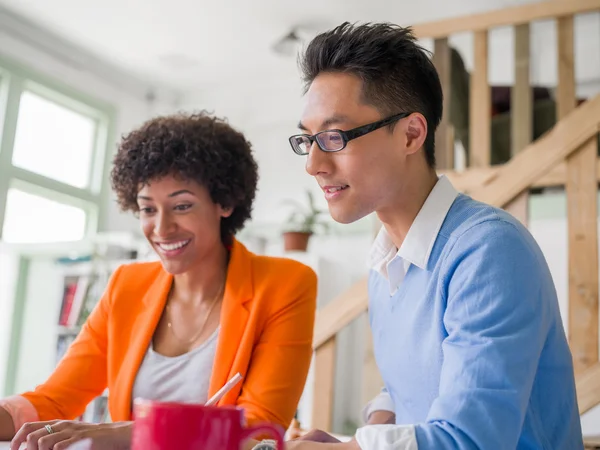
[{"left": 297, "top": 115, "right": 351, "bottom": 132}]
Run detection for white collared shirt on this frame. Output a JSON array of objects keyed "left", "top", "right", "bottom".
[
  {"left": 368, "top": 175, "right": 459, "bottom": 295},
  {"left": 358, "top": 175, "right": 458, "bottom": 450}
]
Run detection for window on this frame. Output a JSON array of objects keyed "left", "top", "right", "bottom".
[
  {"left": 12, "top": 91, "right": 97, "bottom": 189},
  {"left": 3, "top": 184, "right": 90, "bottom": 244},
  {"left": 0, "top": 57, "right": 113, "bottom": 244}
]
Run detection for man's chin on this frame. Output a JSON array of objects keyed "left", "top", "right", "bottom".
[{"left": 329, "top": 206, "right": 369, "bottom": 225}]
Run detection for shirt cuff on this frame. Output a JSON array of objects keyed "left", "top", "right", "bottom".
[
  {"left": 361, "top": 391, "right": 395, "bottom": 423},
  {"left": 355, "top": 424, "right": 418, "bottom": 450},
  {"left": 0, "top": 395, "right": 39, "bottom": 432}
]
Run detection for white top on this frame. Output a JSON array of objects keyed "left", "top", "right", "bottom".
[
  {"left": 132, "top": 327, "right": 220, "bottom": 405},
  {"left": 358, "top": 175, "right": 458, "bottom": 450}
]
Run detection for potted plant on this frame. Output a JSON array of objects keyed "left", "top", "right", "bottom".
[{"left": 281, "top": 190, "right": 329, "bottom": 252}]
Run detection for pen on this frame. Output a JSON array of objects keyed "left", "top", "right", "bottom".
[{"left": 205, "top": 372, "right": 243, "bottom": 406}]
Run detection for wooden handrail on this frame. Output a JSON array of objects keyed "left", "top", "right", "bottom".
[
  {"left": 471, "top": 94, "right": 600, "bottom": 208},
  {"left": 313, "top": 277, "right": 368, "bottom": 349},
  {"left": 411, "top": 0, "right": 600, "bottom": 39},
  {"left": 440, "top": 160, "right": 600, "bottom": 194},
  {"left": 576, "top": 361, "right": 600, "bottom": 414}
]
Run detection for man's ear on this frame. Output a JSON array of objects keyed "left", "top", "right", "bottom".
[{"left": 404, "top": 113, "right": 428, "bottom": 155}]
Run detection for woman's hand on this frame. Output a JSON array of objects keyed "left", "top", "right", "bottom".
[
  {"left": 10, "top": 420, "right": 132, "bottom": 450},
  {"left": 295, "top": 429, "right": 342, "bottom": 443}
]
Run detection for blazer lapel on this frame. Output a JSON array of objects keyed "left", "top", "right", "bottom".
[
  {"left": 208, "top": 239, "right": 254, "bottom": 403},
  {"left": 112, "top": 268, "right": 172, "bottom": 419}
]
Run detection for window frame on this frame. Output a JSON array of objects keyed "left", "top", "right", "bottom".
[{"left": 0, "top": 54, "right": 115, "bottom": 244}]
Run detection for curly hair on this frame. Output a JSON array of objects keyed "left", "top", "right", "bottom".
[{"left": 110, "top": 111, "right": 259, "bottom": 241}]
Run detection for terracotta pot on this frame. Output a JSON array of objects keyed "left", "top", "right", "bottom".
[{"left": 283, "top": 231, "right": 312, "bottom": 252}]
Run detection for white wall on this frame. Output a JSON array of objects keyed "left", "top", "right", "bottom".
[{"left": 12, "top": 257, "right": 64, "bottom": 394}]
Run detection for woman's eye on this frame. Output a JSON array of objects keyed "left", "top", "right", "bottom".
[
  {"left": 139, "top": 207, "right": 155, "bottom": 214},
  {"left": 175, "top": 204, "right": 192, "bottom": 211}
]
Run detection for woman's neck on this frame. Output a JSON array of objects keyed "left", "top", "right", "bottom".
[{"left": 171, "top": 243, "right": 229, "bottom": 305}]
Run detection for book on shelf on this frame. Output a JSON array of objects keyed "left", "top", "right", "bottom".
[
  {"left": 56, "top": 273, "right": 108, "bottom": 330},
  {"left": 57, "top": 275, "right": 92, "bottom": 328}
]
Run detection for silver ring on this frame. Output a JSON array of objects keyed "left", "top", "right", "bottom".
[{"left": 45, "top": 424, "right": 55, "bottom": 434}]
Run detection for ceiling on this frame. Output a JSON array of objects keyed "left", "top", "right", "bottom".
[{"left": 0, "top": 0, "right": 524, "bottom": 94}]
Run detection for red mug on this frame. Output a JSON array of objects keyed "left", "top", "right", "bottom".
[{"left": 131, "top": 398, "right": 285, "bottom": 450}]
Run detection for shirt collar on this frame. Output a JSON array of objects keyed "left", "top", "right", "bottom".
[{"left": 369, "top": 175, "right": 458, "bottom": 279}]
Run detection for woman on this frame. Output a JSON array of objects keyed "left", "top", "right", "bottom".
[{"left": 1, "top": 112, "right": 317, "bottom": 450}]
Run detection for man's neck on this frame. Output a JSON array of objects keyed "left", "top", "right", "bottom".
[{"left": 377, "top": 169, "right": 439, "bottom": 250}]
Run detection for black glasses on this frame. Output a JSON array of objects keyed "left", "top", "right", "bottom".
[{"left": 289, "top": 112, "right": 411, "bottom": 155}]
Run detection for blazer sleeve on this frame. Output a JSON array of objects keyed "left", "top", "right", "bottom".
[
  {"left": 238, "top": 265, "right": 317, "bottom": 430},
  {"left": 16, "top": 266, "right": 123, "bottom": 421}
]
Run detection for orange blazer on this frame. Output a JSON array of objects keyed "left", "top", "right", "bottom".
[{"left": 14, "top": 239, "right": 317, "bottom": 431}]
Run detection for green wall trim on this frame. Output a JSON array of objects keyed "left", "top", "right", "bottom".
[{"left": 4, "top": 256, "right": 29, "bottom": 396}]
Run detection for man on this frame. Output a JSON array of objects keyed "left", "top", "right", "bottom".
[{"left": 283, "top": 22, "right": 582, "bottom": 450}]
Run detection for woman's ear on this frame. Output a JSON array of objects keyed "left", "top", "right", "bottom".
[{"left": 219, "top": 205, "right": 234, "bottom": 218}]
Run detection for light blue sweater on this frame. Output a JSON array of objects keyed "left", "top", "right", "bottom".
[{"left": 369, "top": 193, "right": 583, "bottom": 449}]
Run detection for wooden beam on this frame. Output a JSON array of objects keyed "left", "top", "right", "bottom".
[
  {"left": 311, "top": 337, "right": 337, "bottom": 430},
  {"left": 511, "top": 23, "right": 532, "bottom": 156},
  {"left": 433, "top": 37, "right": 454, "bottom": 170},
  {"left": 557, "top": 15, "right": 577, "bottom": 119},
  {"left": 576, "top": 361, "right": 600, "bottom": 414},
  {"left": 441, "top": 159, "right": 600, "bottom": 193},
  {"left": 531, "top": 159, "right": 600, "bottom": 189},
  {"left": 471, "top": 94, "right": 600, "bottom": 208},
  {"left": 470, "top": 30, "right": 491, "bottom": 168},
  {"left": 411, "top": 0, "right": 600, "bottom": 40},
  {"left": 313, "top": 277, "right": 368, "bottom": 350},
  {"left": 506, "top": 23, "right": 532, "bottom": 226},
  {"left": 558, "top": 13, "right": 598, "bottom": 375},
  {"left": 567, "top": 137, "right": 599, "bottom": 375},
  {"left": 439, "top": 167, "right": 499, "bottom": 193}
]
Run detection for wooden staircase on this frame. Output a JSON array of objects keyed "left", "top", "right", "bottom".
[{"left": 306, "top": 0, "right": 600, "bottom": 443}]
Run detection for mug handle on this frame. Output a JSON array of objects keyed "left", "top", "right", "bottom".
[{"left": 240, "top": 423, "right": 285, "bottom": 450}]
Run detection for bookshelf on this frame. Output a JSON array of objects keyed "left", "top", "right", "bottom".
[{"left": 52, "top": 242, "right": 146, "bottom": 423}]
